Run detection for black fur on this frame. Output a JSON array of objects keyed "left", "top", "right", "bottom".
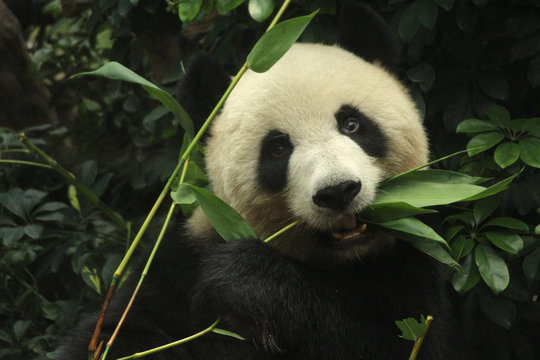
[
  {"left": 56, "top": 227, "right": 462, "bottom": 360},
  {"left": 335, "top": 104, "right": 388, "bottom": 158},
  {"left": 176, "top": 53, "right": 231, "bottom": 135},
  {"left": 258, "top": 130, "right": 293, "bottom": 193}
]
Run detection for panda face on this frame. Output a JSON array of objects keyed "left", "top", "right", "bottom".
[{"left": 189, "top": 43, "right": 428, "bottom": 264}]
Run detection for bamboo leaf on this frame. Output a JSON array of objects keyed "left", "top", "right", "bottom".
[
  {"left": 179, "top": 184, "right": 256, "bottom": 242},
  {"left": 461, "top": 172, "right": 520, "bottom": 202},
  {"left": 375, "top": 217, "right": 448, "bottom": 247},
  {"left": 475, "top": 244, "right": 510, "bottom": 294},
  {"left": 361, "top": 202, "right": 436, "bottom": 222},
  {"left": 407, "top": 240, "right": 462, "bottom": 271},
  {"left": 74, "top": 62, "right": 194, "bottom": 138},
  {"left": 247, "top": 11, "right": 318, "bottom": 73},
  {"left": 212, "top": 328, "right": 246, "bottom": 340}
]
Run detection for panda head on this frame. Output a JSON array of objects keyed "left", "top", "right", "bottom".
[{"left": 181, "top": 3, "right": 428, "bottom": 265}]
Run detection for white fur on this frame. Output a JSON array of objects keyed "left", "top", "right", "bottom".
[{"left": 187, "top": 43, "right": 428, "bottom": 259}]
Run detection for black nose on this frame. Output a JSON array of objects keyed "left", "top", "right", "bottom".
[{"left": 312, "top": 181, "right": 362, "bottom": 210}]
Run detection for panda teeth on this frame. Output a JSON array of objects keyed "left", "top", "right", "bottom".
[{"left": 331, "top": 223, "right": 368, "bottom": 241}]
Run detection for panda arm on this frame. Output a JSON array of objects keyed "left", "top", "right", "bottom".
[{"left": 191, "top": 238, "right": 359, "bottom": 358}]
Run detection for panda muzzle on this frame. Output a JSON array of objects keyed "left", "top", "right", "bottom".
[{"left": 331, "top": 214, "right": 368, "bottom": 242}]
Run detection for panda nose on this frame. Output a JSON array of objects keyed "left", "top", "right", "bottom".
[{"left": 312, "top": 181, "right": 362, "bottom": 210}]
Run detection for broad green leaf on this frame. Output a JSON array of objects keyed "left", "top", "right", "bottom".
[
  {"left": 33, "top": 201, "right": 68, "bottom": 214},
  {"left": 519, "top": 137, "right": 540, "bottom": 168},
  {"left": 212, "top": 328, "right": 246, "bottom": 340},
  {"left": 374, "top": 181, "right": 486, "bottom": 208},
  {"left": 462, "top": 171, "right": 520, "bottom": 202},
  {"left": 450, "top": 235, "right": 475, "bottom": 260},
  {"left": 13, "top": 320, "right": 31, "bottom": 341},
  {"left": 494, "top": 142, "right": 520, "bottom": 169},
  {"left": 467, "top": 132, "right": 505, "bottom": 156},
  {"left": 445, "top": 225, "right": 465, "bottom": 241},
  {"left": 170, "top": 184, "right": 197, "bottom": 205},
  {"left": 407, "top": 241, "right": 461, "bottom": 271},
  {"left": 484, "top": 217, "right": 529, "bottom": 233},
  {"left": 521, "top": 117, "right": 540, "bottom": 137},
  {"left": 0, "top": 227, "right": 26, "bottom": 246},
  {"left": 247, "top": 11, "right": 318, "bottom": 73},
  {"left": 376, "top": 217, "right": 448, "bottom": 247},
  {"left": 0, "top": 188, "right": 26, "bottom": 219},
  {"left": 451, "top": 254, "right": 480, "bottom": 294},
  {"left": 485, "top": 105, "right": 511, "bottom": 127},
  {"left": 478, "top": 292, "right": 516, "bottom": 330},
  {"left": 382, "top": 169, "right": 487, "bottom": 185},
  {"left": 433, "top": 0, "right": 455, "bottom": 11},
  {"left": 179, "top": 184, "right": 256, "bottom": 242},
  {"left": 395, "top": 315, "right": 426, "bottom": 341},
  {"left": 406, "top": 63, "right": 435, "bottom": 92},
  {"left": 418, "top": 0, "right": 439, "bottom": 30},
  {"left": 248, "top": 0, "right": 275, "bottom": 23},
  {"left": 24, "top": 224, "right": 44, "bottom": 239},
  {"left": 361, "top": 202, "right": 436, "bottom": 222},
  {"left": 456, "top": 119, "right": 499, "bottom": 133},
  {"left": 398, "top": 2, "right": 420, "bottom": 42},
  {"left": 522, "top": 247, "right": 540, "bottom": 282},
  {"left": 216, "top": 0, "right": 244, "bottom": 13},
  {"left": 74, "top": 62, "right": 194, "bottom": 138},
  {"left": 473, "top": 197, "right": 499, "bottom": 225},
  {"left": 475, "top": 244, "right": 510, "bottom": 294},
  {"left": 178, "top": 0, "right": 203, "bottom": 23},
  {"left": 484, "top": 231, "right": 524, "bottom": 254},
  {"left": 478, "top": 73, "right": 509, "bottom": 101}
]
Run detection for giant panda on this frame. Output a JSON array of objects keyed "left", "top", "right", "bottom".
[{"left": 56, "top": 2, "right": 463, "bottom": 360}]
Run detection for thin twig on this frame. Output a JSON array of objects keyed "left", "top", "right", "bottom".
[
  {"left": 408, "top": 315, "right": 434, "bottom": 360},
  {"left": 264, "top": 221, "right": 299, "bottom": 243},
  {"left": 0, "top": 159, "right": 52, "bottom": 168}
]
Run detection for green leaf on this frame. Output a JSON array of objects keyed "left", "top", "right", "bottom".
[
  {"left": 383, "top": 169, "right": 487, "bottom": 185},
  {"left": 473, "top": 197, "right": 499, "bottom": 225},
  {"left": 0, "top": 227, "right": 26, "bottom": 246},
  {"left": 13, "top": 320, "right": 31, "bottom": 341},
  {"left": 33, "top": 201, "right": 68, "bottom": 214},
  {"left": 375, "top": 217, "right": 448, "bottom": 247},
  {"left": 0, "top": 188, "right": 26, "bottom": 219},
  {"left": 484, "top": 231, "right": 524, "bottom": 254},
  {"left": 478, "top": 292, "right": 516, "bottom": 330},
  {"left": 24, "top": 224, "right": 44, "bottom": 239},
  {"left": 461, "top": 171, "right": 520, "bottom": 202},
  {"left": 451, "top": 254, "right": 481, "bottom": 294},
  {"left": 485, "top": 105, "right": 511, "bottom": 128},
  {"left": 494, "top": 142, "right": 520, "bottom": 168},
  {"left": 519, "top": 137, "right": 540, "bottom": 168},
  {"left": 398, "top": 2, "right": 421, "bottom": 42},
  {"left": 170, "top": 184, "right": 197, "bottom": 205},
  {"left": 433, "top": 0, "right": 455, "bottom": 11},
  {"left": 212, "top": 328, "right": 246, "bottom": 340},
  {"left": 247, "top": 11, "right": 318, "bottom": 73},
  {"left": 418, "top": 0, "right": 439, "bottom": 30},
  {"left": 395, "top": 315, "right": 427, "bottom": 341},
  {"left": 361, "top": 202, "right": 436, "bottom": 222},
  {"left": 406, "top": 63, "right": 435, "bottom": 92},
  {"left": 74, "top": 62, "right": 194, "bottom": 138},
  {"left": 484, "top": 217, "right": 529, "bottom": 233},
  {"left": 178, "top": 0, "right": 203, "bottom": 23},
  {"left": 521, "top": 118, "right": 540, "bottom": 137},
  {"left": 68, "top": 185, "right": 80, "bottom": 212},
  {"left": 216, "top": 0, "right": 244, "bottom": 13},
  {"left": 522, "top": 247, "right": 540, "bottom": 282},
  {"left": 466, "top": 132, "right": 505, "bottom": 156},
  {"left": 408, "top": 240, "right": 462, "bottom": 270},
  {"left": 248, "top": 0, "right": 275, "bottom": 23},
  {"left": 179, "top": 184, "right": 257, "bottom": 242},
  {"left": 478, "top": 73, "right": 509, "bottom": 101},
  {"left": 456, "top": 119, "right": 499, "bottom": 133},
  {"left": 81, "top": 266, "right": 102, "bottom": 295},
  {"left": 475, "top": 244, "right": 510, "bottom": 294},
  {"left": 450, "top": 235, "right": 475, "bottom": 260}
]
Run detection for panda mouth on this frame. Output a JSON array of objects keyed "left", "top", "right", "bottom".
[{"left": 329, "top": 214, "right": 369, "bottom": 247}]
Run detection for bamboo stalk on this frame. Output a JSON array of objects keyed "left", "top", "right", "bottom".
[{"left": 408, "top": 315, "right": 434, "bottom": 360}]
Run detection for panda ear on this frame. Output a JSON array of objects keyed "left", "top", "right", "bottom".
[
  {"left": 337, "top": 1, "right": 400, "bottom": 69},
  {"left": 177, "top": 53, "right": 231, "bottom": 134}
]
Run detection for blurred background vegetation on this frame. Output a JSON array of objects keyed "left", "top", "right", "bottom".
[{"left": 0, "top": 0, "right": 539, "bottom": 359}]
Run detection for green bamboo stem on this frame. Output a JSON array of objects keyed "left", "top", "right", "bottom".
[
  {"left": 264, "top": 221, "right": 299, "bottom": 243},
  {"left": 267, "top": 0, "right": 291, "bottom": 29},
  {"left": 115, "top": 319, "right": 220, "bottom": 360},
  {"left": 0, "top": 159, "right": 51, "bottom": 168},
  {"left": 408, "top": 315, "right": 433, "bottom": 360},
  {"left": 18, "top": 133, "right": 128, "bottom": 232}
]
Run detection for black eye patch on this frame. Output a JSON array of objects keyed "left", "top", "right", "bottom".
[
  {"left": 258, "top": 130, "right": 293, "bottom": 193},
  {"left": 335, "top": 104, "right": 388, "bottom": 158}
]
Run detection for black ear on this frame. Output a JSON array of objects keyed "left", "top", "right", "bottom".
[
  {"left": 337, "top": 1, "right": 400, "bottom": 69},
  {"left": 177, "top": 54, "right": 231, "bottom": 134}
]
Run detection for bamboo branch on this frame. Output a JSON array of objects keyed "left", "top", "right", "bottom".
[{"left": 409, "top": 315, "right": 433, "bottom": 360}]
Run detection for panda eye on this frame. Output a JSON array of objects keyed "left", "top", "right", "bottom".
[
  {"left": 342, "top": 118, "right": 360, "bottom": 134},
  {"left": 270, "top": 141, "right": 290, "bottom": 158}
]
